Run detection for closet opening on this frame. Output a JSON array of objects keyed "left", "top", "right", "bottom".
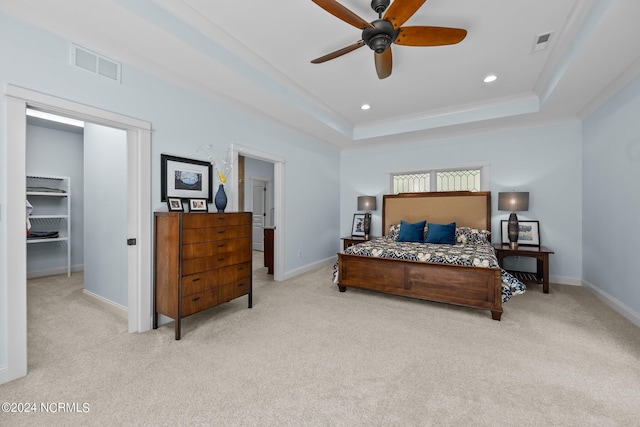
[
  {"left": 26, "top": 109, "right": 129, "bottom": 319},
  {"left": 4, "top": 85, "right": 152, "bottom": 383}
]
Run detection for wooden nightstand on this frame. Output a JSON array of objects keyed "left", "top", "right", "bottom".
[
  {"left": 493, "top": 244, "right": 554, "bottom": 293},
  {"left": 341, "top": 235, "right": 376, "bottom": 251}
]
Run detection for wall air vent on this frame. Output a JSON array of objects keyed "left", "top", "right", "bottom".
[
  {"left": 70, "top": 44, "right": 121, "bottom": 83},
  {"left": 532, "top": 32, "right": 553, "bottom": 53}
]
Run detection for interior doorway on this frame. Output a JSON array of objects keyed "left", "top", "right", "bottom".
[
  {"left": 3, "top": 85, "right": 152, "bottom": 384},
  {"left": 231, "top": 144, "right": 284, "bottom": 281}
]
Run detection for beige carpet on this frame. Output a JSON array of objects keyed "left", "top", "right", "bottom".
[{"left": 2, "top": 255, "right": 640, "bottom": 426}]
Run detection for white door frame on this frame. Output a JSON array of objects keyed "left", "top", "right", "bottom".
[
  {"left": 2, "top": 85, "right": 152, "bottom": 384},
  {"left": 231, "top": 144, "right": 284, "bottom": 281}
]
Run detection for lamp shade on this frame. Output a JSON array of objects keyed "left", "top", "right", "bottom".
[
  {"left": 357, "top": 196, "right": 377, "bottom": 211},
  {"left": 498, "top": 192, "right": 529, "bottom": 212}
]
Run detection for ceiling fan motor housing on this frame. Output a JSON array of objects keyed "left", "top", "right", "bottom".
[{"left": 363, "top": 19, "right": 398, "bottom": 53}]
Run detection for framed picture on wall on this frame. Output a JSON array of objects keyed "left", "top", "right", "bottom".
[
  {"left": 161, "top": 154, "right": 213, "bottom": 202},
  {"left": 501, "top": 220, "right": 540, "bottom": 246},
  {"left": 166, "top": 197, "right": 184, "bottom": 212},
  {"left": 188, "top": 198, "right": 208, "bottom": 212},
  {"left": 351, "top": 213, "right": 366, "bottom": 237}
]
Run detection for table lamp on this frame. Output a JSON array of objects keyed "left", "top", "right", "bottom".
[
  {"left": 357, "top": 196, "right": 377, "bottom": 239},
  {"left": 498, "top": 192, "right": 529, "bottom": 249}
]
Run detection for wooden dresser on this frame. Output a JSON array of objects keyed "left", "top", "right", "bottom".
[{"left": 153, "top": 212, "right": 252, "bottom": 340}]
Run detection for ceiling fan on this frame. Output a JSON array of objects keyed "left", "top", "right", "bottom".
[{"left": 310, "top": 0, "right": 467, "bottom": 79}]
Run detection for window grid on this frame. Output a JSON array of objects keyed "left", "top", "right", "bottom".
[
  {"left": 393, "top": 173, "right": 430, "bottom": 194},
  {"left": 392, "top": 168, "right": 482, "bottom": 194},
  {"left": 436, "top": 169, "right": 480, "bottom": 192}
]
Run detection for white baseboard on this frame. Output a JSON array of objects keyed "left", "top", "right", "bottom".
[
  {"left": 550, "top": 275, "right": 582, "bottom": 286},
  {"left": 82, "top": 289, "right": 128, "bottom": 320},
  {"left": 581, "top": 279, "right": 640, "bottom": 328},
  {"left": 0, "top": 363, "right": 26, "bottom": 385},
  {"left": 280, "top": 255, "right": 337, "bottom": 281},
  {"left": 27, "top": 264, "right": 84, "bottom": 279}
]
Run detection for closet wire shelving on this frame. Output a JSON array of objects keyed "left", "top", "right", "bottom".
[{"left": 26, "top": 174, "right": 71, "bottom": 276}]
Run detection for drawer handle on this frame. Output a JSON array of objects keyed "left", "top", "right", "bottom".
[
  {"left": 217, "top": 244, "right": 225, "bottom": 248},
  {"left": 237, "top": 283, "right": 245, "bottom": 287},
  {"left": 192, "top": 297, "right": 201, "bottom": 302},
  {"left": 217, "top": 230, "right": 226, "bottom": 234},
  {"left": 218, "top": 258, "right": 225, "bottom": 261},
  {"left": 238, "top": 267, "right": 244, "bottom": 271},
  {"left": 192, "top": 278, "right": 201, "bottom": 282}
]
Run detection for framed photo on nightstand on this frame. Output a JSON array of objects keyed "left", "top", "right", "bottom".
[
  {"left": 351, "top": 213, "right": 366, "bottom": 237},
  {"left": 501, "top": 220, "right": 540, "bottom": 246}
]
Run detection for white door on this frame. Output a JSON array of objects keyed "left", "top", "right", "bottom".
[
  {"left": 252, "top": 179, "right": 267, "bottom": 251},
  {"left": 83, "top": 123, "right": 128, "bottom": 306}
]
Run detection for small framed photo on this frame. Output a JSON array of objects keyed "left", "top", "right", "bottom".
[
  {"left": 351, "top": 213, "right": 366, "bottom": 237},
  {"left": 167, "top": 197, "right": 184, "bottom": 212},
  {"left": 188, "top": 198, "right": 208, "bottom": 212},
  {"left": 501, "top": 220, "right": 540, "bottom": 246}
]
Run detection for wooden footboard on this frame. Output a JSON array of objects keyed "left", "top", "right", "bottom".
[{"left": 337, "top": 253, "right": 503, "bottom": 320}]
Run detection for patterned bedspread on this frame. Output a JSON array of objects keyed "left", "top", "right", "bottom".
[{"left": 333, "top": 235, "right": 526, "bottom": 303}]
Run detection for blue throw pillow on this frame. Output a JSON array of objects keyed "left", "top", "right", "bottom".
[
  {"left": 425, "top": 222, "right": 456, "bottom": 245},
  {"left": 397, "top": 220, "right": 426, "bottom": 243}
]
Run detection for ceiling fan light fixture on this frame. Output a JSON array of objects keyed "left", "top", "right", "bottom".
[
  {"left": 361, "top": 104, "right": 371, "bottom": 110},
  {"left": 369, "top": 33, "right": 391, "bottom": 53},
  {"left": 484, "top": 74, "right": 498, "bottom": 83}
]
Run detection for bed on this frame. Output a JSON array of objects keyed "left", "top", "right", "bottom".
[{"left": 334, "top": 191, "right": 525, "bottom": 320}]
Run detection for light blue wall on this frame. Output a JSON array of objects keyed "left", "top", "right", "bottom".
[
  {"left": 26, "top": 122, "right": 84, "bottom": 276},
  {"left": 0, "top": 13, "right": 340, "bottom": 368},
  {"left": 583, "top": 74, "right": 640, "bottom": 317},
  {"left": 340, "top": 122, "right": 583, "bottom": 283}
]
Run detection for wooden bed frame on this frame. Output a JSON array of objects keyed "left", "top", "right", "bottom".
[{"left": 336, "top": 191, "right": 503, "bottom": 320}]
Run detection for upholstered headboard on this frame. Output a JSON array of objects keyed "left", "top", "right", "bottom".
[{"left": 382, "top": 191, "right": 492, "bottom": 235}]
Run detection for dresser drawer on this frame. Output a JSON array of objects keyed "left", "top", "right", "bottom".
[
  {"left": 219, "top": 280, "right": 251, "bottom": 302},
  {"left": 181, "top": 290, "right": 216, "bottom": 317},
  {"left": 181, "top": 249, "right": 252, "bottom": 276},
  {"left": 181, "top": 263, "right": 249, "bottom": 295},
  {"left": 218, "top": 262, "right": 251, "bottom": 285},
  {"left": 182, "top": 213, "right": 251, "bottom": 229},
  {"left": 182, "top": 225, "right": 250, "bottom": 244},
  {"left": 181, "top": 270, "right": 218, "bottom": 296},
  {"left": 182, "top": 237, "right": 250, "bottom": 260}
]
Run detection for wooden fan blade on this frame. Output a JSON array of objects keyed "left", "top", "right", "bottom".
[
  {"left": 311, "top": 40, "right": 365, "bottom": 64},
  {"left": 374, "top": 48, "right": 392, "bottom": 79},
  {"left": 394, "top": 26, "right": 467, "bottom": 46},
  {"left": 311, "top": 0, "right": 374, "bottom": 30},
  {"left": 383, "top": 0, "right": 426, "bottom": 29}
]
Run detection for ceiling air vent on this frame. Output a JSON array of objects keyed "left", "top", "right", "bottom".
[
  {"left": 532, "top": 32, "right": 553, "bottom": 53},
  {"left": 70, "top": 44, "right": 121, "bottom": 83}
]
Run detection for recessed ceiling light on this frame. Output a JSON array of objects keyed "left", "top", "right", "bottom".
[
  {"left": 484, "top": 75, "right": 497, "bottom": 83},
  {"left": 361, "top": 104, "right": 371, "bottom": 110}
]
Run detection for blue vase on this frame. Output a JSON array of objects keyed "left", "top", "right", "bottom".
[{"left": 214, "top": 184, "right": 227, "bottom": 213}]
